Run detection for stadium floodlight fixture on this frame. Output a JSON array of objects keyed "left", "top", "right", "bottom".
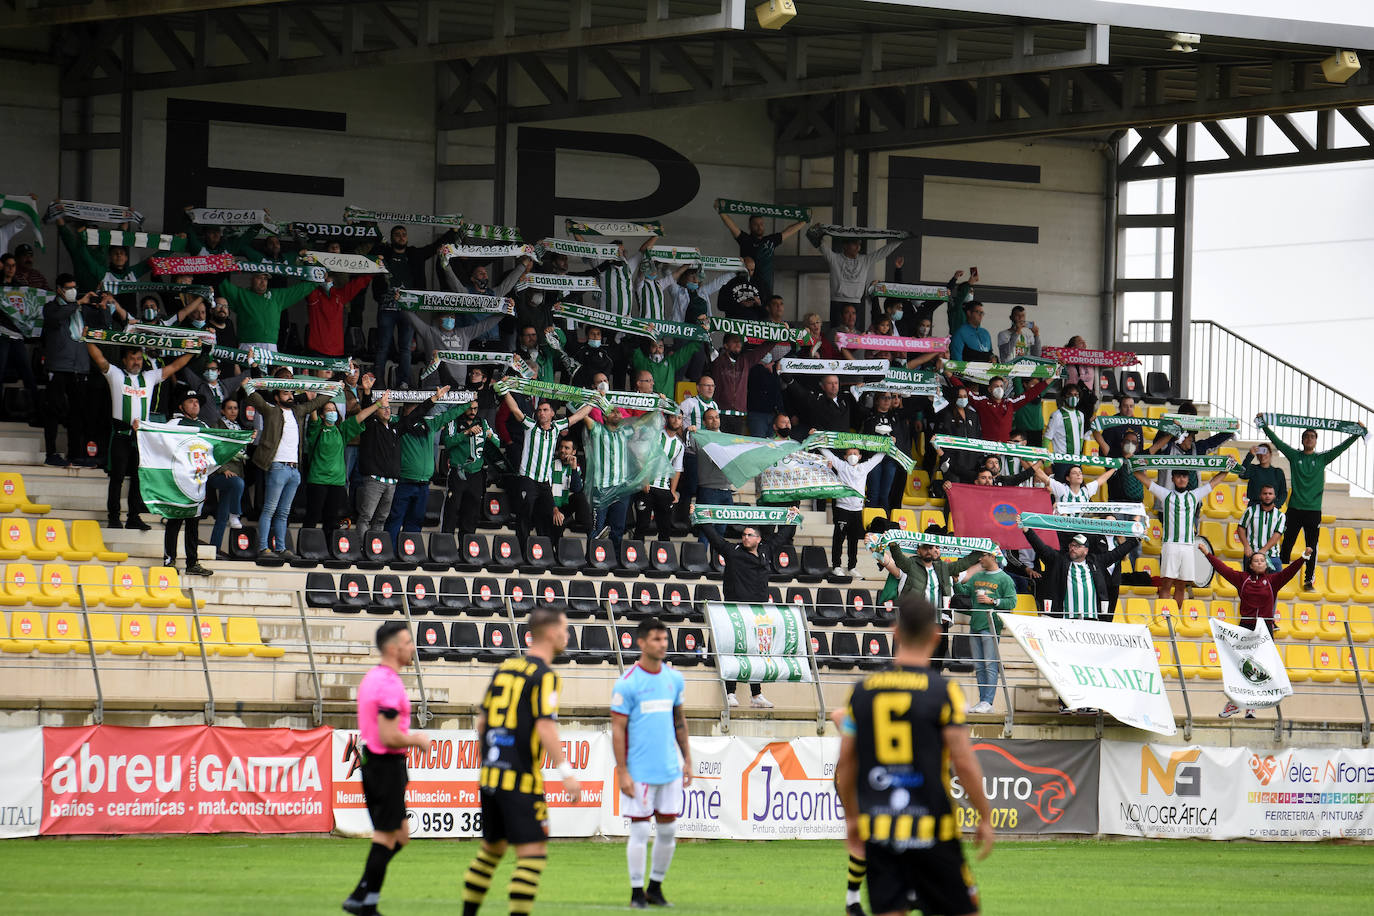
[
  {"left": 1166, "top": 32, "right": 1201, "bottom": 53},
  {"left": 756, "top": 0, "right": 797, "bottom": 30},
  {"left": 1321, "top": 50, "right": 1361, "bottom": 83}
]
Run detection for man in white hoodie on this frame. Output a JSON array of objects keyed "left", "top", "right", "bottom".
[{"left": 820, "top": 447, "right": 886, "bottom": 577}]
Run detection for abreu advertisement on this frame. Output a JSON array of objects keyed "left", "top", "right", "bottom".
[{"left": 1099, "top": 741, "right": 1374, "bottom": 840}]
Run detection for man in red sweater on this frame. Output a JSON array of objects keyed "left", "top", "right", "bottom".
[
  {"left": 305, "top": 243, "right": 372, "bottom": 358},
  {"left": 952, "top": 374, "right": 1050, "bottom": 442},
  {"left": 1199, "top": 541, "right": 1311, "bottom": 718}
]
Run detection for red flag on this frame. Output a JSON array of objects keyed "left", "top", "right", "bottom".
[{"left": 946, "top": 482, "right": 1054, "bottom": 550}]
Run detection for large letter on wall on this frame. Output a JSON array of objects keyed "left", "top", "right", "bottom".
[
  {"left": 162, "top": 99, "right": 348, "bottom": 228},
  {"left": 516, "top": 128, "right": 701, "bottom": 241}
]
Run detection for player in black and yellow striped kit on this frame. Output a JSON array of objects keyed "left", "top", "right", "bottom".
[
  {"left": 461, "top": 608, "right": 582, "bottom": 916},
  {"left": 835, "top": 595, "right": 995, "bottom": 916}
]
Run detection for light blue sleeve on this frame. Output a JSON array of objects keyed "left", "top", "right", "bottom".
[
  {"left": 673, "top": 669, "right": 686, "bottom": 708},
  {"left": 610, "top": 671, "right": 637, "bottom": 717}
]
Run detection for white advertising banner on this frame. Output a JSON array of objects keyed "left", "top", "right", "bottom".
[
  {"left": 1099, "top": 741, "right": 1374, "bottom": 841},
  {"left": 0, "top": 726, "right": 41, "bottom": 837},
  {"left": 1209, "top": 618, "right": 1293, "bottom": 709},
  {"left": 331, "top": 729, "right": 610, "bottom": 838},
  {"left": 1000, "top": 615, "right": 1176, "bottom": 736}
]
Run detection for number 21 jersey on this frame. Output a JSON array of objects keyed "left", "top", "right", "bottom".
[{"left": 478, "top": 655, "right": 561, "bottom": 797}]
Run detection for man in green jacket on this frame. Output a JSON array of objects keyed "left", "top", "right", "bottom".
[
  {"left": 631, "top": 338, "right": 700, "bottom": 399},
  {"left": 952, "top": 550, "right": 1016, "bottom": 714},
  {"left": 1262, "top": 418, "right": 1365, "bottom": 589},
  {"left": 1236, "top": 442, "right": 1288, "bottom": 508},
  {"left": 881, "top": 524, "right": 979, "bottom": 672},
  {"left": 304, "top": 394, "right": 387, "bottom": 531},
  {"left": 440, "top": 399, "right": 503, "bottom": 536},
  {"left": 219, "top": 273, "right": 318, "bottom": 349},
  {"left": 385, "top": 387, "right": 465, "bottom": 543}
]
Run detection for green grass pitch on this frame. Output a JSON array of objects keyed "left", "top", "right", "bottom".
[{"left": 4, "top": 835, "right": 1372, "bottom": 914}]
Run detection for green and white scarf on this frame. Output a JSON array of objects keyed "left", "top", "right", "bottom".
[
  {"left": 394, "top": 288, "right": 514, "bottom": 315},
  {"left": 102, "top": 280, "right": 215, "bottom": 302},
  {"left": 124, "top": 323, "right": 216, "bottom": 347},
  {"left": 866, "top": 281, "right": 949, "bottom": 301},
  {"left": 945, "top": 360, "right": 1060, "bottom": 380},
  {"left": 1018, "top": 512, "right": 1145, "bottom": 538},
  {"left": 648, "top": 245, "right": 703, "bottom": 266},
  {"left": 300, "top": 250, "right": 388, "bottom": 275},
  {"left": 441, "top": 241, "right": 536, "bottom": 261},
  {"left": 209, "top": 346, "right": 351, "bottom": 374},
  {"left": 0, "top": 286, "right": 46, "bottom": 337},
  {"left": 189, "top": 207, "right": 273, "bottom": 229},
  {"left": 564, "top": 217, "right": 664, "bottom": 237},
  {"left": 857, "top": 366, "right": 941, "bottom": 396},
  {"left": 1124, "top": 454, "right": 1236, "bottom": 471},
  {"left": 421, "top": 350, "right": 535, "bottom": 379},
  {"left": 692, "top": 504, "right": 798, "bottom": 525},
  {"left": 0, "top": 193, "right": 43, "bottom": 249},
  {"left": 758, "top": 451, "right": 861, "bottom": 502},
  {"left": 84, "top": 228, "right": 184, "bottom": 251},
  {"left": 496, "top": 375, "right": 603, "bottom": 407},
  {"left": 461, "top": 222, "right": 522, "bottom": 242},
  {"left": 536, "top": 238, "right": 622, "bottom": 262},
  {"left": 701, "top": 255, "right": 746, "bottom": 272},
  {"left": 715, "top": 199, "right": 811, "bottom": 221},
  {"left": 553, "top": 301, "right": 658, "bottom": 340},
  {"left": 709, "top": 315, "right": 807, "bottom": 343},
  {"left": 1162, "top": 413, "right": 1238, "bottom": 432},
  {"left": 344, "top": 206, "right": 464, "bottom": 229},
  {"left": 1092, "top": 415, "right": 1183, "bottom": 437},
  {"left": 603, "top": 390, "right": 677, "bottom": 413},
  {"left": 1055, "top": 501, "right": 1148, "bottom": 517},
  {"left": 48, "top": 199, "right": 145, "bottom": 226},
  {"left": 929, "top": 434, "right": 1124, "bottom": 468},
  {"left": 777, "top": 357, "right": 889, "bottom": 376},
  {"left": 377, "top": 388, "right": 474, "bottom": 405},
  {"left": 516, "top": 273, "right": 600, "bottom": 293},
  {"left": 803, "top": 430, "right": 915, "bottom": 473},
  {"left": 244, "top": 378, "right": 343, "bottom": 396},
  {"left": 872, "top": 529, "right": 1004, "bottom": 562},
  {"left": 809, "top": 224, "right": 909, "bottom": 241},
  {"left": 83, "top": 327, "right": 202, "bottom": 354},
  {"left": 1258, "top": 412, "right": 1368, "bottom": 440},
  {"left": 234, "top": 260, "right": 326, "bottom": 282}
]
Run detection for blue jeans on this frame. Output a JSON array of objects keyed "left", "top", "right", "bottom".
[
  {"left": 867, "top": 457, "right": 899, "bottom": 510},
  {"left": 385, "top": 481, "right": 430, "bottom": 543},
  {"left": 257, "top": 462, "right": 300, "bottom": 552},
  {"left": 591, "top": 493, "right": 632, "bottom": 550},
  {"left": 374, "top": 308, "right": 414, "bottom": 387},
  {"left": 208, "top": 471, "right": 245, "bottom": 552},
  {"left": 747, "top": 411, "right": 773, "bottom": 439},
  {"left": 696, "top": 487, "right": 733, "bottom": 544},
  {"left": 968, "top": 631, "right": 1001, "bottom": 706}
]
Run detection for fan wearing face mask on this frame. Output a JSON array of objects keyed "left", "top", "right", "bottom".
[
  {"left": 945, "top": 372, "right": 1051, "bottom": 444},
  {"left": 568, "top": 326, "right": 618, "bottom": 389},
  {"left": 401, "top": 306, "right": 505, "bottom": 389},
  {"left": 820, "top": 447, "right": 886, "bottom": 577},
  {"left": 303, "top": 392, "right": 389, "bottom": 532},
  {"left": 305, "top": 257, "right": 372, "bottom": 359},
  {"left": 1045, "top": 382, "right": 1090, "bottom": 481}
]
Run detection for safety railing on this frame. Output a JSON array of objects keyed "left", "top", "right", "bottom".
[
  {"left": 2, "top": 580, "right": 1370, "bottom": 745},
  {"left": 1126, "top": 318, "right": 1374, "bottom": 497}
]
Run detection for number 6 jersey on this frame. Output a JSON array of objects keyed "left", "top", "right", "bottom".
[{"left": 478, "top": 655, "right": 561, "bottom": 797}]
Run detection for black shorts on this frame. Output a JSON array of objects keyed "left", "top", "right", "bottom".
[
  {"left": 360, "top": 747, "right": 409, "bottom": 832},
  {"left": 865, "top": 839, "right": 977, "bottom": 916},
  {"left": 480, "top": 787, "right": 549, "bottom": 845}
]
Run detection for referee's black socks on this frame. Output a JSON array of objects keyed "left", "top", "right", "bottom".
[{"left": 348, "top": 841, "right": 396, "bottom": 915}]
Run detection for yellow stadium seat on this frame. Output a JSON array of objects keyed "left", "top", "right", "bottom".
[
  {"left": 1198, "top": 521, "right": 1228, "bottom": 557},
  {"left": 1351, "top": 568, "right": 1374, "bottom": 604},
  {"left": 1177, "top": 600, "right": 1208, "bottom": 638},
  {"left": 1317, "top": 527, "right": 1335, "bottom": 559},
  {"left": 1332, "top": 528, "right": 1360, "bottom": 564},
  {"left": 1352, "top": 647, "right": 1374, "bottom": 684},
  {"left": 112, "top": 566, "right": 170, "bottom": 609},
  {"left": 861, "top": 508, "right": 888, "bottom": 531},
  {"left": 196, "top": 616, "right": 249, "bottom": 658},
  {"left": 1361, "top": 529, "right": 1374, "bottom": 562},
  {"left": 155, "top": 615, "right": 201, "bottom": 656},
  {"left": 918, "top": 510, "right": 945, "bottom": 532},
  {"left": 1287, "top": 603, "right": 1319, "bottom": 641},
  {"left": 148, "top": 566, "right": 204, "bottom": 609},
  {"left": 120, "top": 613, "right": 175, "bottom": 656},
  {"left": 1316, "top": 605, "right": 1347, "bottom": 642},
  {"left": 1211, "top": 572, "right": 1237, "bottom": 598},
  {"left": 5, "top": 562, "right": 60, "bottom": 607},
  {"left": 1149, "top": 599, "right": 1177, "bottom": 638},
  {"left": 75, "top": 565, "right": 133, "bottom": 608},
  {"left": 1222, "top": 523, "right": 1247, "bottom": 559},
  {"left": 1349, "top": 606, "right": 1374, "bottom": 643},
  {"left": 1131, "top": 557, "right": 1160, "bottom": 595},
  {"left": 1141, "top": 519, "right": 1163, "bottom": 556},
  {"left": 0, "top": 518, "right": 56, "bottom": 561},
  {"left": 926, "top": 497, "right": 946, "bottom": 510},
  {"left": 1122, "top": 597, "right": 1152, "bottom": 627},
  {"left": 1197, "top": 641, "right": 1222, "bottom": 679},
  {"left": 37, "top": 610, "right": 88, "bottom": 654},
  {"left": 1336, "top": 647, "right": 1360, "bottom": 684},
  {"left": 1202, "top": 484, "right": 1232, "bottom": 519},
  {"left": 39, "top": 563, "right": 79, "bottom": 607},
  {"left": 85, "top": 613, "right": 122, "bottom": 654},
  {"left": 1284, "top": 644, "right": 1312, "bottom": 682},
  {"left": 2, "top": 610, "right": 39, "bottom": 653},
  {"left": 227, "top": 616, "right": 285, "bottom": 658},
  {"left": 1155, "top": 641, "right": 1178, "bottom": 676},
  {"left": 1013, "top": 593, "right": 1039, "bottom": 615},
  {"left": 1272, "top": 603, "right": 1291, "bottom": 639},
  {"left": 1277, "top": 569, "right": 1303, "bottom": 600},
  {"left": 1209, "top": 600, "right": 1234, "bottom": 624},
  {"left": 1309, "top": 644, "right": 1341, "bottom": 683},
  {"left": 889, "top": 509, "right": 919, "bottom": 531},
  {"left": 1322, "top": 566, "right": 1353, "bottom": 603},
  {"left": 1173, "top": 641, "right": 1203, "bottom": 678},
  {"left": 70, "top": 520, "right": 128, "bottom": 563},
  {"left": 0, "top": 472, "right": 51, "bottom": 514},
  {"left": 33, "top": 519, "right": 93, "bottom": 562}
]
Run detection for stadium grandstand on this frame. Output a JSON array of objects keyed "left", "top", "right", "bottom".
[{"left": 4, "top": 0, "right": 1374, "bottom": 886}]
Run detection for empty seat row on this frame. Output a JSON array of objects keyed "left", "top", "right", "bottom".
[
  {"left": 1, "top": 609, "right": 282, "bottom": 658},
  {"left": 0, "top": 517, "right": 127, "bottom": 562},
  {"left": 415, "top": 621, "right": 710, "bottom": 668},
  {"left": 0, "top": 563, "right": 202, "bottom": 609},
  {"left": 0, "top": 472, "right": 52, "bottom": 514},
  {"left": 1122, "top": 597, "right": 1374, "bottom": 642},
  {"left": 1157, "top": 640, "right": 1374, "bottom": 684}
]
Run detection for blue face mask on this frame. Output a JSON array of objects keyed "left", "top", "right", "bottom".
[
  {"left": 324, "top": 411, "right": 338, "bottom": 425},
  {"left": 587, "top": 338, "right": 602, "bottom": 349},
  {"left": 191, "top": 319, "right": 206, "bottom": 329},
  {"left": 204, "top": 369, "right": 220, "bottom": 382},
  {"left": 891, "top": 310, "right": 904, "bottom": 321},
  {"left": 440, "top": 317, "right": 456, "bottom": 331},
  {"left": 685, "top": 282, "right": 699, "bottom": 291}
]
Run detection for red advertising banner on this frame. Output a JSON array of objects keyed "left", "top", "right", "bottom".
[{"left": 42, "top": 725, "right": 333, "bottom": 835}]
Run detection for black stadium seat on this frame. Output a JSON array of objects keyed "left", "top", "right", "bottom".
[
  {"left": 554, "top": 537, "right": 586, "bottom": 574},
  {"left": 424, "top": 489, "right": 444, "bottom": 528},
  {"left": 707, "top": 545, "right": 726, "bottom": 579},
  {"left": 766, "top": 585, "right": 784, "bottom": 606},
  {"left": 406, "top": 575, "right": 438, "bottom": 614},
  {"left": 1096, "top": 369, "right": 1119, "bottom": 400},
  {"left": 369, "top": 575, "right": 403, "bottom": 614},
  {"left": 305, "top": 572, "right": 336, "bottom": 609},
  {"left": 843, "top": 589, "right": 874, "bottom": 626},
  {"left": 505, "top": 577, "right": 535, "bottom": 616},
  {"left": 521, "top": 537, "right": 555, "bottom": 574},
  {"left": 692, "top": 583, "right": 721, "bottom": 620},
  {"left": 228, "top": 527, "right": 258, "bottom": 561},
  {"left": 255, "top": 528, "right": 292, "bottom": 567},
  {"left": 535, "top": 579, "right": 567, "bottom": 614},
  {"left": 360, "top": 530, "right": 394, "bottom": 570},
  {"left": 471, "top": 576, "right": 504, "bottom": 615},
  {"left": 490, "top": 534, "right": 522, "bottom": 571},
  {"left": 799, "top": 546, "right": 829, "bottom": 582},
  {"left": 812, "top": 588, "right": 845, "bottom": 625},
  {"left": 808, "top": 630, "right": 830, "bottom": 667},
  {"left": 336, "top": 573, "right": 370, "bottom": 613},
  {"left": 1145, "top": 371, "right": 1172, "bottom": 404},
  {"left": 456, "top": 534, "right": 490, "bottom": 572},
  {"left": 786, "top": 586, "right": 814, "bottom": 620},
  {"left": 771, "top": 543, "right": 798, "bottom": 580},
  {"left": 554, "top": 625, "right": 579, "bottom": 665},
  {"left": 615, "top": 626, "right": 640, "bottom": 663},
  {"left": 601, "top": 580, "right": 631, "bottom": 620},
  {"left": 647, "top": 541, "right": 678, "bottom": 578},
  {"left": 618, "top": 539, "right": 648, "bottom": 574},
  {"left": 577, "top": 624, "right": 614, "bottom": 664},
  {"left": 660, "top": 582, "right": 690, "bottom": 621},
  {"left": 585, "top": 539, "right": 616, "bottom": 576},
  {"left": 393, "top": 533, "right": 426, "bottom": 571},
  {"left": 857, "top": 632, "right": 891, "bottom": 670},
  {"left": 326, "top": 530, "right": 361, "bottom": 569},
  {"left": 1119, "top": 370, "right": 1144, "bottom": 400},
  {"left": 437, "top": 577, "right": 471, "bottom": 616},
  {"left": 828, "top": 631, "right": 859, "bottom": 670},
  {"left": 425, "top": 533, "right": 460, "bottom": 572},
  {"left": 628, "top": 583, "right": 661, "bottom": 620},
  {"left": 447, "top": 622, "right": 481, "bottom": 661},
  {"left": 874, "top": 593, "right": 896, "bottom": 623},
  {"left": 480, "top": 492, "right": 510, "bottom": 528},
  {"left": 670, "top": 627, "right": 707, "bottom": 667},
  {"left": 677, "top": 542, "right": 708, "bottom": 579},
  {"left": 416, "top": 621, "right": 451, "bottom": 661},
  {"left": 567, "top": 579, "right": 601, "bottom": 619},
  {"left": 478, "top": 623, "right": 516, "bottom": 662},
  {"left": 293, "top": 528, "right": 326, "bottom": 568}
]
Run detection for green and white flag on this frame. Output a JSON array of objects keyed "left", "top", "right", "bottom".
[
  {"left": 1257, "top": 412, "right": 1368, "bottom": 441},
  {"left": 136, "top": 421, "right": 253, "bottom": 518},
  {"left": 705, "top": 602, "right": 813, "bottom": 684},
  {"left": 866, "top": 281, "right": 949, "bottom": 301},
  {"left": 691, "top": 505, "right": 799, "bottom": 526},
  {"left": 1161, "top": 412, "right": 1238, "bottom": 433},
  {"left": 778, "top": 357, "right": 889, "bottom": 376},
  {"left": 1, "top": 193, "right": 44, "bottom": 249},
  {"left": 1017, "top": 512, "right": 1146, "bottom": 538},
  {"left": 945, "top": 360, "right": 1060, "bottom": 381},
  {"left": 0, "top": 287, "right": 46, "bottom": 337},
  {"left": 394, "top": 288, "right": 514, "bottom": 315},
  {"left": 692, "top": 428, "right": 801, "bottom": 487},
  {"left": 930, "top": 434, "right": 1123, "bottom": 468},
  {"left": 714, "top": 198, "right": 811, "bottom": 222},
  {"left": 709, "top": 315, "right": 807, "bottom": 343},
  {"left": 1210, "top": 618, "right": 1292, "bottom": 710},
  {"left": 759, "top": 451, "right": 861, "bottom": 502},
  {"left": 565, "top": 217, "right": 664, "bottom": 237}
]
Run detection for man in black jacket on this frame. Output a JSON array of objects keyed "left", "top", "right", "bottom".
[
  {"left": 787, "top": 374, "right": 855, "bottom": 434},
  {"left": 355, "top": 385, "right": 428, "bottom": 531},
  {"left": 697, "top": 508, "right": 800, "bottom": 709},
  {"left": 1022, "top": 528, "right": 1138, "bottom": 620},
  {"left": 934, "top": 384, "right": 984, "bottom": 488},
  {"left": 369, "top": 224, "right": 455, "bottom": 388}
]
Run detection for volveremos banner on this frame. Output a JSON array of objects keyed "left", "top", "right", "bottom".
[
  {"left": 950, "top": 740, "right": 1100, "bottom": 835},
  {"left": 42, "top": 725, "right": 333, "bottom": 835},
  {"left": 1000, "top": 615, "right": 1176, "bottom": 736},
  {"left": 331, "top": 729, "right": 609, "bottom": 838},
  {"left": 1099, "top": 741, "right": 1374, "bottom": 840},
  {"left": 0, "top": 727, "right": 41, "bottom": 838}
]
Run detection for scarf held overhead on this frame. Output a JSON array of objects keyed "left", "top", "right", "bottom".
[
  {"left": 564, "top": 217, "right": 664, "bottom": 237},
  {"left": 834, "top": 331, "right": 948, "bottom": 352},
  {"left": 866, "top": 281, "right": 950, "bottom": 301},
  {"left": 1257, "top": 412, "right": 1368, "bottom": 440},
  {"left": 714, "top": 198, "right": 811, "bottom": 222},
  {"left": 930, "top": 434, "right": 1124, "bottom": 468},
  {"left": 150, "top": 254, "right": 237, "bottom": 276},
  {"left": 84, "top": 228, "right": 185, "bottom": 252},
  {"left": 234, "top": 260, "right": 327, "bottom": 282},
  {"left": 1040, "top": 346, "right": 1140, "bottom": 367},
  {"left": 300, "top": 250, "right": 389, "bottom": 274},
  {"left": 1016, "top": 512, "right": 1146, "bottom": 538},
  {"left": 48, "top": 200, "right": 144, "bottom": 226},
  {"left": 344, "top": 206, "right": 464, "bottom": 229},
  {"left": 394, "top": 288, "right": 514, "bottom": 315},
  {"left": 83, "top": 327, "right": 203, "bottom": 353},
  {"left": 777, "top": 357, "right": 889, "bottom": 376}
]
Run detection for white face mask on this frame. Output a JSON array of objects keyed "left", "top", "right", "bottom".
[
  {"left": 846, "top": 454, "right": 860, "bottom": 466},
  {"left": 596, "top": 381, "right": 609, "bottom": 393},
  {"left": 1122, "top": 442, "right": 1137, "bottom": 456},
  {"left": 529, "top": 292, "right": 544, "bottom": 305},
  {"left": 990, "top": 386, "right": 1004, "bottom": 400},
  {"left": 651, "top": 353, "right": 664, "bottom": 363},
  {"left": 62, "top": 288, "right": 77, "bottom": 303}
]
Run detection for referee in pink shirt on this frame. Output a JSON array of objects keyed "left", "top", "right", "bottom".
[{"left": 343, "top": 621, "right": 429, "bottom": 916}]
